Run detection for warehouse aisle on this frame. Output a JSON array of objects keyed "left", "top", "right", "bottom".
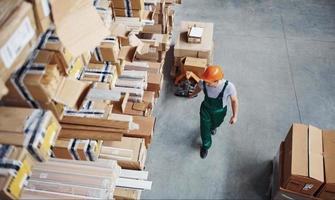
[{"left": 143, "top": 0, "right": 335, "bottom": 199}]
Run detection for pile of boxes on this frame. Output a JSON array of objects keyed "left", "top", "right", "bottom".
[
  {"left": 271, "top": 123, "right": 335, "bottom": 200},
  {"left": 0, "top": 0, "right": 180, "bottom": 199},
  {"left": 173, "top": 21, "right": 214, "bottom": 86}
]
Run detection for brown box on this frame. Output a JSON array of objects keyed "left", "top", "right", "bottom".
[
  {"left": 181, "top": 57, "right": 207, "bottom": 77},
  {"left": 283, "top": 124, "right": 324, "bottom": 196},
  {"left": 101, "top": 137, "right": 147, "bottom": 170},
  {"left": 80, "top": 63, "right": 118, "bottom": 86},
  {"left": 53, "top": 139, "right": 102, "bottom": 161},
  {"left": 50, "top": 0, "right": 109, "bottom": 57},
  {"left": 114, "top": 8, "right": 144, "bottom": 18},
  {"left": 0, "top": 0, "right": 38, "bottom": 82},
  {"left": 317, "top": 130, "right": 335, "bottom": 199},
  {"left": 0, "top": 107, "right": 61, "bottom": 162},
  {"left": 271, "top": 142, "right": 321, "bottom": 200},
  {"left": 174, "top": 21, "right": 214, "bottom": 64},
  {"left": 91, "top": 37, "right": 120, "bottom": 63},
  {"left": 0, "top": 145, "right": 35, "bottom": 200},
  {"left": 126, "top": 116, "right": 156, "bottom": 147},
  {"left": 27, "top": 0, "right": 52, "bottom": 33},
  {"left": 147, "top": 72, "right": 163, "bottom": 98},
  {"left": 112, "top": 0, "right": 144, "bottom": 10}
]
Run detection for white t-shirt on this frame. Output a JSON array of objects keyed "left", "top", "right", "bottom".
[{"left": 198, "top": 79, "right": 237, "bottom": 106}]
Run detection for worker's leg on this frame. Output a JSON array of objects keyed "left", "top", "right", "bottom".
[
  {"left": 211, "top": 106, "right": 227, "bottom": 131},
  {"left": 200, "top": 103, "right": 212, "bottom": 150}
]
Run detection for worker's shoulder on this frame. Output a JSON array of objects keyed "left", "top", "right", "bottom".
[{"left": 226, "top": 81, "right": 236, "bottom": 91}]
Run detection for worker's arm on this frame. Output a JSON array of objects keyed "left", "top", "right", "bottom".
[
  {"left": 188, "top": 84, "right": 202, "bottom": 98},
  {"left": 229, "top": 95, "right": 239, "bottom": 124}
]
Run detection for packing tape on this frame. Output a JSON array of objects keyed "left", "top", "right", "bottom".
[
  {"left": 94, "top": 47, "right": 103, "bottom": 62},
  {"left": 0, "top": 160, "right": 21, "bottom": 176},
  {"left": 37, "top": 29, "right": 54, "bottom": 49},
  {"left": 124, "top": 0, "right": 132, "bottom": 16},
  {"left": 11, "top": 50, "right": 41, "bottom": 108},
  {"left": 69, "top": 139, "right": 80, "bottom": 160},
  {"left": 0, "top": 144, "right": 14, "bottom": 160},
  {"left": 103, "top": 37, "right": 117, "bottom": 43}
]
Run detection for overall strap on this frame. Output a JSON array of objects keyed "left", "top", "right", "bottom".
[
  {"left": 203, "top": 81, "right": 208, "bottom": 96},
  {"left": 218, "top": 80, "right": 229, "bottom": 98}
]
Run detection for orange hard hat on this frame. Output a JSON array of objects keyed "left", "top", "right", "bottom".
[{"left": 201, "top": 65, "right": 224, "bottom": 83}]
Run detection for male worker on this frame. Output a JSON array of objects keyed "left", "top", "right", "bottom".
[{"left": 189, "top": 66, "right": 238, "bottom": 159}]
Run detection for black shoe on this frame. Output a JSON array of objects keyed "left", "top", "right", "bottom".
[
  {"left": 200, "top": 148, "right": 208, "bottom": 159},
  {"left": 211, "top": 129, "right": 217, "bottom": 135}
]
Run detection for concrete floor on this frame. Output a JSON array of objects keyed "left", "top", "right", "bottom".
[{"left": 143, "top": 0, "right": 335, "bottom": 199}]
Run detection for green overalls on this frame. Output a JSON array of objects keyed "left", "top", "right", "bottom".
[{"left": 200, "top": 80, "right": 228, "bottom": 150}]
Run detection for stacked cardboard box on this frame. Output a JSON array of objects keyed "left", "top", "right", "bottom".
[
  {"left": 142, "top": 0, "right": 177, "bottom": 34},
  {"left": 0, "top": 0, "right": 181, "bottom": 199},
  {"left": 112, "top": 0, "right": 145, "bottom": 18},
  {"left": 101, "top": 137, "right": 147, "bottom": 170},
  {"left": 173, "top": 21, "right": 214, "bottom": 78},
  {"left": 0, "top": 107, "right": 61, "bottom": 199},
  {"left": 271, "top": 123, "right": 335, "bottom": 200},
  {"left": 0, "top": 145, "right": 35, "bottom": 200}
]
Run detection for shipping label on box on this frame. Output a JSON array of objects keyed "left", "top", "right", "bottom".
[{"left": 0, "top": 17, "right": 35, "bottom": 69}]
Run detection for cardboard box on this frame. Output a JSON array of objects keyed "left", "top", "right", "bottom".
[
  {"left": 271, "top": 142, "right": 321, "bottom": 200},
  {"left": 38, "top": 31, "right": 79, "bottom": 76},
  {"left": 147, "top": 72, "right": 163, "bottom": 97},
  {"left": 174, "top": 21, "right": 214, "bottom": 64},
  {"left": 187, "top": 26, "right": 203, "bottom": 43},
  {"left": 101, "top": 137, "right": 147, "bottom": 170},
  {"left": 0, "top": 0, "right": 38, "bottom": 81},
  {"left": 126, "top": 116, "right": 156, "bottom": 147},
  {"left": 112, "top": 0, "right": 144, "bottom": 10},
  {"left": 0, "top": 145, "right": 35, "bottom": 200},
  {"left": 114, "top": 187, "right": 142, "bottom": 200},
  {"left": 124, "top": 61, "right": 162, "bottom": 74},
  {"left": 50, "top": 0, "right": 109, "bottom": 57},
  {"left": 27, "top": 0, "right": 52, "bottom": 33},
  {"left": 0, "top": 107, "right": 61, "bottom": 162},
  {"left": 80, "top": 63, "right": 118, "bottom": 86},
  {"left": 283, "top": 124, "right": 324, "bottom": 196},
  {"left": 181, "top": 57, "right": 207, "bottom": 77},
  {"left": 114, "top": 8, "right": 144, "bottom": 18},
  {"left": 3, "top": 50, "right": 91, "bottom": 110},
  {"left": 91, "top": 37, "right": 120, "bottom": 63},
  {"left": 53, "top": 139, "right": 102, "bottom": 161},
  {"left": 137, "top": 33, "right": 170, "bottom": 51},
  {"left": 317, "top": 130, "right": 335, "bottom": 199}
]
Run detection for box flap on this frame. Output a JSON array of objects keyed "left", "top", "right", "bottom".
[
  {"left": 110, "top": 23, "right": 129, "bottom": 38},
  {"left": 119, "top": 46, "right": 137, "bottom": 62},
  {"left": 50, "top": 0, "right": 109, "bottom": 57},
  {"left": 324, "top": 157, "right": 335, "bottom": 183},
  {"left": 308, "top": 125, "right": 324, "bottom": 182},
  {"left": 290, "top": 123, "right": 308, "bottom": 177},
  {"left": 52, "top": 77, "right": 91, "bottom": 109}
]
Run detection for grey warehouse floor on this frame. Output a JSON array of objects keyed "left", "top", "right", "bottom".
[{"left": 142, "top": 0, "right": 335, "bottom": 199}]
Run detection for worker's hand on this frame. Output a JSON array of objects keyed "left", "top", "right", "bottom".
[{"left": 229, "top": 116, "right": 237, "bottom": 125}]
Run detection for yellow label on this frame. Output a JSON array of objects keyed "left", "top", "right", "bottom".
[
  {"left": 40, "top": 121, "right": 59, "bottom": 159},
  {"left": 68, "top": 58, "right": 84, "bottom": 78},
  {"left": 8, "top": 159, "right": 32, "bottom": 199},
  {"left": 64, "top": 49, "right": 74, "bottom": 64},
  {"left": 95, "top": 140, "right": 103, "bottom": 155}
]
